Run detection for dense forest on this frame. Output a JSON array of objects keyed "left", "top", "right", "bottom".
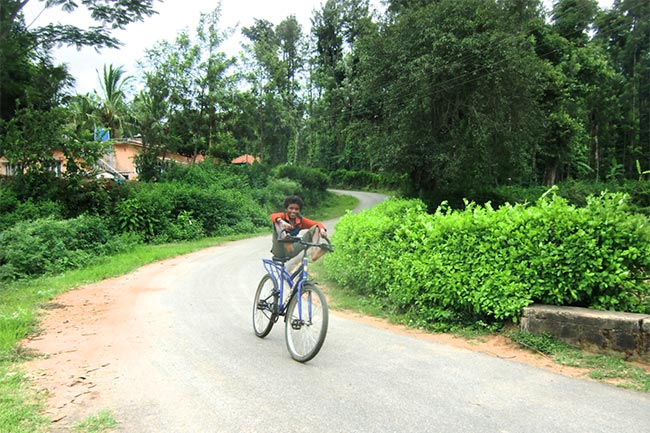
[{"left": 0, "top": 0, "right": 649, "bottom": 205}]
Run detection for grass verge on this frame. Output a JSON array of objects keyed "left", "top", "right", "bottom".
[{"left": 508, "top": 331, "right": 650, "bottom": 392}]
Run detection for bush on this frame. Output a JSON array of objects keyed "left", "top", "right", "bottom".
[
  {"left": 0, "top": 198, "right": 63, "bottom": 232},
  {"left": 494, "top": 179, "right": 650, "bottom": 215},
  {"left": 114, "top": 181, "right": 268, "bottom": 241},
  {"left": 329, "top": 169, "right": 404, "bottom": 191},
  {"left": 0, "top": 215, "right": 130, "bottom": 280},
  {"left": 272, "top": 164, "right": 330, "bottom": 204},
  {"left": 325, "top": 191, "right": 650, "bottom": 328}
]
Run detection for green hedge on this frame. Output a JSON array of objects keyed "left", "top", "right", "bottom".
[{"left": 325, "top": 191, "right": 650, "bottom": 328}]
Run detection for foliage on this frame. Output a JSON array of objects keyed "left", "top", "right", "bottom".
[
  {"left": 0, "top": 182, "right": 63, "bottom": 231},
  {"left": 114, "top": 176, "right": 269, "bottom": 241},
  {"left": 0, "top": 106, "right": 108, "bottom": 189},
  {"left": 493, "top": 179, "right": 650, "bottom": 215},
  {"left": 138, "top": 7, "right": 238, "bottom": 162},
  {"left": 328, "top": 168, "right": 404, "bottom": 191},
  {"left": 0, "top": 0, "right": 157, "bottom": 121},
  {"left": 93, "top": 64, "right": 134, "bottom": 138},
  {"left": 242, "top": 15, "right": 306, "bottom": 165},
  {"left": 271, "top": 164, "right": 330, "bottom": 204},
  {"left": 325, "top": 192, "right": 650, "bottom": 328},
  {"left": 0, "top": 215, "right": 132, "bottom": 280}
]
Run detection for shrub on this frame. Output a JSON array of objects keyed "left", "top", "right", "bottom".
[
  {"left": 0, "top": 215, "right": 128, "bottom": 280},
  {"left": 329, "top": 169, "right": 405, "bottom": 191},
  {"left": 0, "top": 199, "right": 63, "bottom": 232},
  {"left": 253, "top": 178, "right": 302, "bottom": 212},
  {"left": 114, "top": 180, "right": 268, "bottom": 241},
  {"left": 272, "top": 164, "right": 330, "bottom": 204},
  {"left": 325, "top": 191, "right": 650, "bottom": 328}
]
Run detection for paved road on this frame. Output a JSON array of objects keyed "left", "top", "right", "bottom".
[{"left": 94, "top": 190, "right": 650, "bottom": 433}]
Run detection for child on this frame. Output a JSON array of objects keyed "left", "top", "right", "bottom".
[{"left": 270, "top": 195, "right": 329, "bottom": 261}]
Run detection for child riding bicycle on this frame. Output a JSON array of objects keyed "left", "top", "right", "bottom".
[{"left": 270, "top": 195, "right": 329, "bottom": 262}]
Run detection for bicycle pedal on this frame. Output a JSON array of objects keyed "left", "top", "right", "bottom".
[{"left": 291, "top": 319, "right": 303, "bottom": 330}]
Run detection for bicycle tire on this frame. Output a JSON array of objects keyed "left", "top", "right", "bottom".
[
  {"left": 253, "top": 274, "right": 278, "bottom": 338},
  {"left": 285, "top": 282, "right": 328, "bottom": 362}
]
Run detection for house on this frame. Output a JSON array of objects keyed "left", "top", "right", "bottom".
[
  {"left": 231, "top": 154, "right": 261, "bottom": 165},
  {"left": 1, "top": 138, "right": 204, "bottom": 180},
  {"left": 1, "top": 150, "right": 65, "bottom": 177},
  {"left": 99, "top": 138, "right": 205, "bottom": 180}
]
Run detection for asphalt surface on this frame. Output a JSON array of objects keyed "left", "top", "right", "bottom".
[{"left": 93, "top": 190, "right": 650, "bottom": 433}]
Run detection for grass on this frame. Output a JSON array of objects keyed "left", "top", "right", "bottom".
[
  {"left": 0, "top": 191, "right": 354, "bottom": 432},
  {"left": 508, "top": 331, "right": 650, "bottom": 392},
  {"left": 311, "top": 192, "right": 360, "bottom": 222},
  {"left": 0, "top": 366, "right": 47, "bottom": 433},
  {"left": 71, "top": 411, "right": 118, "bottom": 433}
]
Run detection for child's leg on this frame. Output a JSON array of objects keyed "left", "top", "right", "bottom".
[
  {"left": 307, "top": 226, "right": 326, "bottom": 261},
  {"left": 271, "top": 224, "right": 293, "bottom": 257}
]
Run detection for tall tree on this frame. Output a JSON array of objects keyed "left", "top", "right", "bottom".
[
  {"left": 594, "top": 0, "right": 650, "bottom": 176},
  {"left": 138, "top": 4, "right": 237, "bottom": 165},
  {"left": 307, "top": 0, "right": 373, "bottom": 170},
  {"left": 95, "top": 64, "right": 133, "bottom": 139},
  {"left": 351, "top": 0, "right": 546, "bottom": 196},
  {"left": 242, "top": 16, "right": 307, "bottom": 165}
]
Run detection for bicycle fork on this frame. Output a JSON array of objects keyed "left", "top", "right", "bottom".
[{"left": 291, "top": 256, "right": 312, "bottom": 330}]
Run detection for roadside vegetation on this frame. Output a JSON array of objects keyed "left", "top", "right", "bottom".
[{"left": 324, "top": 190, "right": 650, "bottom": 326}]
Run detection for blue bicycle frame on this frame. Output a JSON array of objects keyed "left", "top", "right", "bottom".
[{"left": 261, "top": 254, "right": 309, "bottom": 319}]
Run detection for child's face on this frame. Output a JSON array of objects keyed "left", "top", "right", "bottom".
[{"left": 286, "top": 203, "right": 301, "bottom": 219}]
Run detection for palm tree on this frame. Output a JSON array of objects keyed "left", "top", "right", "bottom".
[{"left": 95, "top": 64, "right": 133, "bottom": 139}]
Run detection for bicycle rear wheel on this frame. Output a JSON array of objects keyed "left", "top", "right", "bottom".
[
  {"left": 285, "top": 283, "right": 328, "bottom": 362},
  {"left": 253, "top": 274, "right": 278, "bottom": 338}
]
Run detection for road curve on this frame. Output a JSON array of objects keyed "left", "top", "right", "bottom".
[{"left": 44, "top": 190, "right": 650, "bottom": 432}]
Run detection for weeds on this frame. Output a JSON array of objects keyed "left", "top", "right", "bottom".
[
  {"left": 509, "top": 331, "right": 650, "bottom": 392},
  {"left": 71, "top": 410, "right": 118, "bottom": 433}
]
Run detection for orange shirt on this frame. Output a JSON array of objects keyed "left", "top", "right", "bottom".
[{"left": 270, "top": 212, "right": 325, "bottom": 236}]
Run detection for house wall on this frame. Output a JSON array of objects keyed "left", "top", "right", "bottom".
[
  {"left": 1, "top": 139, "right": 203, "bottom": 180},
  {"left": 106, "top": 142, "right": 140, "bottom": 179}
]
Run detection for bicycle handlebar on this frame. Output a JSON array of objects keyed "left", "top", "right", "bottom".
[{"left": 279, "top": 235, "right": 334, "bottom": 253}]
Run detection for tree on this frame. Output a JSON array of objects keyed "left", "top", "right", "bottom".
[
  {"left": 138, "top": 4, "right": 238, "bottom": 167},
  {"left": 347, "top": 0, "right": 546, "bottom": 197},
  {"left": 307, "top": 0, "right": 374, "bottom": 170},
  {"left": 0, "top": 106, "right": 107, "bottom": 196},
  {"left": 0, "top": 0, "right": 158, "bottom": 119},
  {"left": 95, "top": 64, "right": 133, "bottom": 139},
  {"left": 594, "top": 0, "right": 650, "bottom": 177},
  {"left": 242, "top": 16, "right": 307, "bottom": 165}
]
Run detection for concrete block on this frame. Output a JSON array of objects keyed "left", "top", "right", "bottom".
[{"left": 521, "top": 304, "right": 650, "bottom": 358}]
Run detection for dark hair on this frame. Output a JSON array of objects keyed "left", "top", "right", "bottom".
[{"left": 283, "top": 195, "right": 304, "bottom": 211}]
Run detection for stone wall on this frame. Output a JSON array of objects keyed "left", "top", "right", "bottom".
[{"left": 520, "top": 304, "right": 650, "bottom": 360}]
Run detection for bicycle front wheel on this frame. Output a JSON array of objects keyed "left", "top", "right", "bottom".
[
  {"left": 253, "top": 274, "right": 278, "bottom": 338},
  {"left": 285, "top": 283, "right": 328, "bottom": 362}
]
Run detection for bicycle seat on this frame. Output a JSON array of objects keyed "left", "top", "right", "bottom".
[{"left": 271, "top": 255, "right": 291, "bottom": 263}]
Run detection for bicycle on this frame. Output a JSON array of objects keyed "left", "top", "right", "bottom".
[{"left": 252, "top": 236, "right": 333, "bottom": 362}]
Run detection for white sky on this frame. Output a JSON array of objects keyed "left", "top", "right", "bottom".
[{"left": 24, "top": 0, "right": 613, "bottom": 96}]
